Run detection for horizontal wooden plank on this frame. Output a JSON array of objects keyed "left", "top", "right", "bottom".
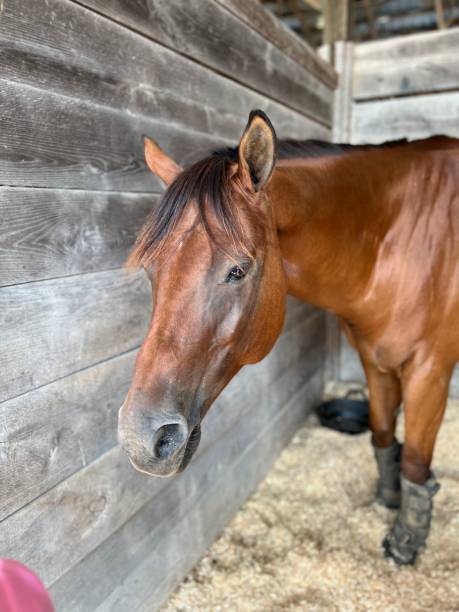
[
  {"left": 0, "top": 188, "right": 156, "bottom": 286},
  {"left": 0, "top": 1, "right": 330, "bottom": 192},
  {"left": 0, "top": 304, "right": 323, "bottom": 521},
  {"left": 353, "top": 29, "right": 459, "bottom": 100},
  {"left": 0, "top": 350, "right": 136, "bottom": 521},
  {"left": 0, "top": 268, "right": 151, "bottom": 403},
  {"left": 0, "top": 78, "right": 226, "bottom": 192},
  {"left": 70, "top": 0, "right": 333, "bottom": 124},
  {"left": 354, "top": 28, "right": 459, "bottom": 63},
  {"left": 214, "top": 0, "right": 337, "bottom": 88},
  {"left": 351, "top": 91, "right": 459, "bottom": 144},
  {"left": 92, "top": 372, "right": 323, "bottom": 612},
  {"left": 0, "top": 0, "right": 330, "bottom": 148},
  {"left": 1, "top": 309, "right": 325, "bottom": 588},
  {"left": 0, "top": 75, "right": 328, "bottom": 191}
]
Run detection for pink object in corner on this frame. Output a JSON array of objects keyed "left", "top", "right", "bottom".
[{"left": 0, "top": 559, "right": 54, "bottom": 612}]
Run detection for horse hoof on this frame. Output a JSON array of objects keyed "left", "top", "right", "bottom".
[{"left": 382, "top": 533, "right": 417, "bottom": 565}]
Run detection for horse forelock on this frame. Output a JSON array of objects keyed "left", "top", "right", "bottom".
[{"left": 127, "top": 147, "right": 257, "bottom": 267}]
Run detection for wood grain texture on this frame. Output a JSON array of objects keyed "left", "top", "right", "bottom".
[
  {"left": 353, "top": 29, "right": 459, "bottom": 100},
  {"left": 332, "top": 41, "right": 354, "bottom": 143},
  {"left": 0, "top": 269, "right": 151, "bottom": 403},
  {"left": 0, "top": 0, "right": 330, "bottom": 148},
  {"left": 0, "top": 75, "right": 328, "bottom": 191},
  {"left": 0, "top": 350, "right": 137, "bottom": 521},
  {"left": 70, "top": 0, "right": 333, "bottom": 124},
  {"left": 351, "top": 91, "right": 459, "bottom": 144},
  {"left": 0, "top": 78, "right": 226, "bottom": 192},
  {"left": 215, "top": 0, "right": 337, "bottom": 88},
  {"left": 0, "top": 0, "right": 330, "bottom": 192},
  {"left": 0, "top": 303, "right": 322, "bottom": 522},
  {"left": 1, "top": 307, "right": 325, "bottom": 589},
  {"left": 0, "top": 188, "right": 156, "bottom": 286}
]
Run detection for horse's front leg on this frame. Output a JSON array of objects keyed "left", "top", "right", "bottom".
[
  {"left": 362, "top": 360, "right": 402, "bottom": 508},
  {"left": 383, "top": 357, "right": 452, "bottom": 565}
]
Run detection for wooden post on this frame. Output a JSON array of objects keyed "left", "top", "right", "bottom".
[
  {"left": 363, "top": 0, "right": 376, "bottom": 39},
  {"left": 333, "top": 40, "right": 354, "bottom": 142},
  {"left": 435, "top": 0, "right": 447, "bottom": 28},
  {"left": 323, "top": 0, "right": 352, "bottom": 62}
]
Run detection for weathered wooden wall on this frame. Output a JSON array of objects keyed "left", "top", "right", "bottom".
[
  {"left": 326, "top": 29, "right": 459, "bottom": 397},
  {"left": 0, "top": 2, "right": 335, "bottom": 610}
]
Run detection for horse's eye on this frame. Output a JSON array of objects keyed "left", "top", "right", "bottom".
[{"left": 225, "top": 265, "right": 247, "bottom": 283}]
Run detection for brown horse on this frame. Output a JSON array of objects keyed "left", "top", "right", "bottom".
[{"left": 119, "top": 110, "right": 459, "bottom": 564}]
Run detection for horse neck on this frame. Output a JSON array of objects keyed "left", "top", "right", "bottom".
[{"left": 269, "top": 153, "right": 396, "bottom": 319}]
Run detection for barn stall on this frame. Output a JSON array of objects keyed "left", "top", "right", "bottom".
[
  {"left": 1, "top": 1, "right": 458, "bottom": 610},
  {"left": 0, "top": 1, "right": 335, "bottom": 610}
]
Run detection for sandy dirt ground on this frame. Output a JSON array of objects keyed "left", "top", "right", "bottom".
[{"left": 163, "top": 395, "right": 459, "bottom": 612}]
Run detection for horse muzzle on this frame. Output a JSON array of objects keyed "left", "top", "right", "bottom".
[{"left": 118, "top": 402, "right": 201, "bottom": 477}]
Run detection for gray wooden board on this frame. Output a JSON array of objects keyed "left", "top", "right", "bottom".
[
  {"left": 68, "top": 0, "right": 333, "bottom": 124},
  {"left": 450, "top": 369, "right": 459, "bottom": 398},
  {"left": 0, "top": 268, "right": 151, "bottom": 403},
  {"left": 332, "top": 41, "right": 353, "bottom": 143},
  {"left": 338, "top": 332, "right": 366, "bottom": 384},
  {"left": 0, "top": 350, "right": 137, "bottom": 521},
  {"left": 351, "top": 91, "right": 459, "bottom": 144},
  {"left": 0, "top": 188, "right": 156, "bottom": 286},
  {"left": 325, "top": 311, "right": 341, "bottom": 382},
  {"left": 0, "top": 0, "right": 330, "bottom": 151},
  {"left": 0, "top": 303, "right": 323, "bottom": 521},
  {"left": 353, "top": 29, "right": 459, "bottom": 100},
  {"left": 0, "top": 75, "right": 329, "bottom": 192},
  {"left": 48, "top": 372, "right": 323, "bottom": 612},
  {"left": 98, "top": 371, "right": 323, "bottom": 612},
  {"left": 0, "top": 78, "right": 225, "bottom": 192},
  {"left": 0, "top": 308, "right": 325, "bottom": 588},
  {"left": 215, "top": 0, "right": 337, "bottom": 88}
]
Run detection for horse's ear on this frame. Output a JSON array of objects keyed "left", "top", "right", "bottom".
[
  {"left": 144, "top": 137, "right": 182, "bottom": 186},
  {"left": 238, "top": 110, "right": 277, "bottom": 192}
]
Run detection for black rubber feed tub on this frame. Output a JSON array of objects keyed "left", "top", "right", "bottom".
[{"left": 315, "top": 389, "right": 369, "bottom": 435}]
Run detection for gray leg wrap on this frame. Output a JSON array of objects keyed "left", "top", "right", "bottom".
[
  {"left": 373, "top": 440, "right": 402, "bottom": 509},
  {"left": 383, "top": 473, "right": 440, "bottom": 565}
]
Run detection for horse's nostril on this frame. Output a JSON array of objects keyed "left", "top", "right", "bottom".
[{"left": 153, "top": 423, "right": 186, "bottom": 460}]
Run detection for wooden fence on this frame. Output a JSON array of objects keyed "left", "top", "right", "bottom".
[
  {"left": 326, "top": 28, "right": 459, "bottom": 397},
  {"left": 0, "top": 1, "right": 335, "bottom": 610}
]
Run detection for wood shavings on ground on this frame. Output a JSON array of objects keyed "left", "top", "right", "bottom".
[{"left": 163, "top": 398, "right": 459, "bottom": 612}]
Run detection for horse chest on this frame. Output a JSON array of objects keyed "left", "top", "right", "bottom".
[{"left": 342, "top": 316, "right": 419, "bottom": 374}]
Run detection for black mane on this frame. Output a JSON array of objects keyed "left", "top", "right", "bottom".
[
  {"left": 213, "top": 137, "right": 408, "bottom": 162},
  {"left": 129, "top": 137, "right": 407, "bottom": 265}
]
